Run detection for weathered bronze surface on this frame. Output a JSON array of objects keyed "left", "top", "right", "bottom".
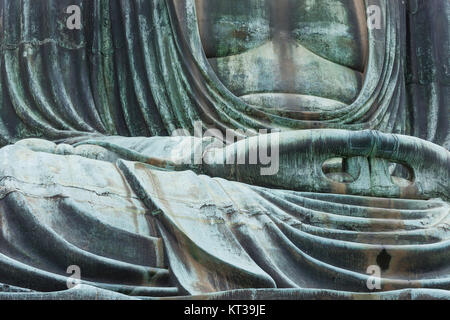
[{"left": 0, "top": 0, "right": 448, "bottom": 300}]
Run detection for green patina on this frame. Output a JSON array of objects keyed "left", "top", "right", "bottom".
[{"left": 0, "top": 0, "right": 448, "bottom": 300}]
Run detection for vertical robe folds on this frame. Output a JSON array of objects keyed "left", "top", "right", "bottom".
[{"left": 0, "top": 0, "right": 448, "bottom": 147}]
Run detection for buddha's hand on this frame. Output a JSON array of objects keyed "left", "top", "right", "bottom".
[
  {"left": 14, "top": 138, "right": 120, "bottom": 162},
  {"left": 203, "top": 130, "right": 450, "bottom": 201}
]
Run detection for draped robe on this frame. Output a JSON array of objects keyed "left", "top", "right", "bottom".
[{"left": 0, "top": 0, "right": 448, "bottom": 299}]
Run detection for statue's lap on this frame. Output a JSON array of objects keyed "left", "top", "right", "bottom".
[{"left": 0, "top": 138, "right": 448, "bottom": 296}]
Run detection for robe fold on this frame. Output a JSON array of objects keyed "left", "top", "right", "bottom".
[{"left": 0, "top": 0, "right": 448, "bottom": 300}]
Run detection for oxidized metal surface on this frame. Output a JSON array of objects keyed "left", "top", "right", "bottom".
[{"left": 0, "top": 0, "right": 448, "bottom": 300}]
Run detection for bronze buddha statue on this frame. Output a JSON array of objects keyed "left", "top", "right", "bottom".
[{"left": 0, "top": 0, "right": 448, "bottom": 300}]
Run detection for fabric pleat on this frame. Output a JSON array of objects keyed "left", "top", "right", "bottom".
[{"left": 0, "top": 0, "right": 447, "bottom": 148}]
